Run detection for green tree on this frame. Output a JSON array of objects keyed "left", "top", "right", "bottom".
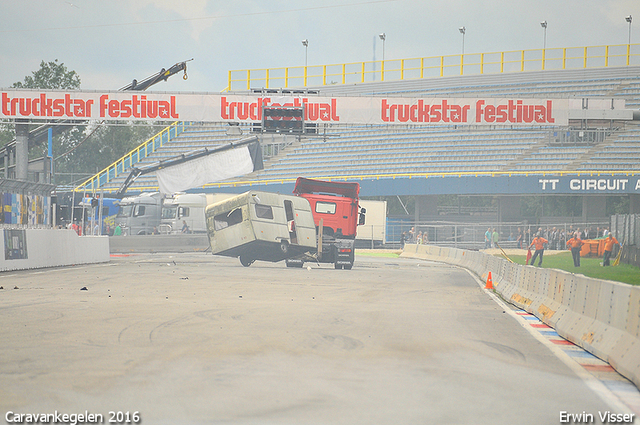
[
  {"left": 12, "top": 59, "right": 80, "bottom": 90},
  {"left": 54, "top": 123, "right": 163, "bottom": 187},
  {"left": 3, "top": 59, "right": 163, "bottom": 187},
  {"left": 1, "top": 59, "right": 82, "bottom": 148}
]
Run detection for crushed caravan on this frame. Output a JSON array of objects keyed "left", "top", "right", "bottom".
[
  {"left": 205, "top": 178, "right": 366, "bottom": 269},
  {"left": 205, "top": 191, "right": 317, "bottom": 267}
]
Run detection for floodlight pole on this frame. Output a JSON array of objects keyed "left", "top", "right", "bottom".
[
  {"left": 379, "top": 33, "right": 386, "bottom": 81},
  {"left": 302, "top": 39, "right": 308, "bottom": 85},
  {"left": 541, "top": 21, "right": 548, "bottom": 70},
  {"left": 302, "top": 39, "right": 308, "bottom": 68},
  {"left": 626, "top": 15, "right": 632, "bottom": 46},
  {"left": 459, "top": 26, "right": 466, "bottom": 75}
]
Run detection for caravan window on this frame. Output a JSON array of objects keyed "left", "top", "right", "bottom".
[
  {"left": 214, "top": 207, "right": 243, "bottom": 230},
  {"left": 315, "top": 202, "right": 336, "bottom": 214},
  {"left": 254, "top": 204, "right": 274, "bottom": 219}
]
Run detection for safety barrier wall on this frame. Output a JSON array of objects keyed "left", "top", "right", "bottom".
[
  {"left": 109, "top": 234, "right": 210, "bottom": 253},
  {"left": 0, "top": 229, "right": 109, "bottom": 272},
  {"left": 402, "top": 243, "right": 640, "bottom": 388}
]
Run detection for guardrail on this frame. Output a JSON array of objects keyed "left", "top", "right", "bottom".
[
  {"left": 228, "top": 43, "right": 640, "bottom": 90},
  {"left": 402, "top": 243, "right": 640, "bottom": 389},
  {"left": 74, "top": 121, "right": 189, "bottom": 193}
]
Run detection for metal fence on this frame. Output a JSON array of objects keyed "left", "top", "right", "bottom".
[
  {"left": 385, "top": 219, "right": 609, "bottom": 250},
  {"left": 228, "top": 43, "right": 640, "bottom": 90},
  {"left": 611, "top": 214, "right": 640, "bottom": 267}
]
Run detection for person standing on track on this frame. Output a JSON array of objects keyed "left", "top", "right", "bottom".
[
  {"left": 528, "top": 233, "right": 548, "bottom": 267},
  {"left": 566, "top": 232, "right": 584, "bottom": 267}
]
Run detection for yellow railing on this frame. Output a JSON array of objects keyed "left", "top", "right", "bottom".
[
  {"left": 227, "top": 43, "right": 640, "bottom": 91},
  {"left": 74, "top": 121, "right": 187, "bottom": 193}
]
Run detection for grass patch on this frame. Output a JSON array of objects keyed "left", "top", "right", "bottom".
[{"left": 505, "top": 252, "right": 640, "bottom": 286}]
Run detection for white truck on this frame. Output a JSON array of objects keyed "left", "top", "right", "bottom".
[
  {"left": 160, "top": 193, "right": 208, "bottom": 234},
  {"left": 115, "top": 192, "right": 163, "bottom": 235}
]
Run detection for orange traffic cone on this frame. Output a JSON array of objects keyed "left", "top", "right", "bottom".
[{"left": 485, "top": 271, "right": 493, "bottom": 289}]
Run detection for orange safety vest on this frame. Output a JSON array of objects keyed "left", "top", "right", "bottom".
[
  {"left": 603, "top": 237, "right": 619, "bottom": 252},
  {"left": 566, "top": 238, "right": 583, "bottom": 249},
  {"left": 530, "top": 237, "right": 548, "bottom": 251}
]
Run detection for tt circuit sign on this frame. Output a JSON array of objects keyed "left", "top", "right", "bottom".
[
  {"left": 538, "top": 177, "right": 640, "bottom": 193},
  {"left": 1, "top": 90, "right": 570, "bottom": 126}
]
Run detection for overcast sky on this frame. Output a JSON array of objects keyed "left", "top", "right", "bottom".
[{"left": 1, "top": 0, "right": 639, "bottom": 93}]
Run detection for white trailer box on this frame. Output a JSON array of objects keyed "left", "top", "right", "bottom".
[
  {"left": 206, "top": 191, "right": 317, "bottom": 266},
  {"left": 356, "top": 199, "right": 387, "bottom": 243}
]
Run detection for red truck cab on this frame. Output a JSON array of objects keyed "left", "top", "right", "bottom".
[{"left": 292, "top": 177, "right": 365, "bottom": 269}]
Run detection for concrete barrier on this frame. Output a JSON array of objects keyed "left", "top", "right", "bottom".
[
  {"left": 0, "top": 229, "right": 109, "bottom": 272},
  {"left": 109, "top": 234, "right": 210, "bottom": 253},
  {"left": 401, "top": 243, "right": 640, "bottom": 389}
]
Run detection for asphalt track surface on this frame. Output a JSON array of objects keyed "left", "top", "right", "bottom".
[{"left": 0, "top": 252, "right": 636, "bottom": 424}]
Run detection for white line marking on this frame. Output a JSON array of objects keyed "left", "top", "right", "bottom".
[{"left": 464, "top": 268, "right": 637, "bottom": 420}]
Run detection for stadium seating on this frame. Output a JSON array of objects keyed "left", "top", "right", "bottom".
[{"left": 84, "top": 65, "right": 640, "bottom": 193}]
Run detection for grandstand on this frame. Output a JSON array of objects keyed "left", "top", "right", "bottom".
[{"left": 79, "top": 64, "right": 640, "bottom": 195}]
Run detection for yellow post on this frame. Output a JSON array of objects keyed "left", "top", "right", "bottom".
[
  {"left": 362, "top": 62, "right": 365, "bottom": 83},
  {"left": 480, "top": 53, "right": 484, "bottom": 74},
  {"left": 420, "top": 57, "right": 424, "bottom": 79},
  {"left": 562, "top": 48, "right": 566, "bottom": 69},
  {"left": 628, "top": 43, "right": 631, "bottom": 66},
  {"left": 228, "top": 70, "right": 232, "bottom": 91},
  {"left": 541, "top": 48, "right": 545, "bottom": 70},
  {"left": 401, "top": 59, "right": 405, "bottom": 80},
  {"left": 285, "top": 67, "right": 289, "bottom": 88},
  {"left": 304, "top": 66, "right": 307, "bottom": 87},
  {"left": 246, "top": 70, "right": 250, "bottom": 91},
  {"left": 460, "top": 54, "right": 464, "bottom": 75},
  {"left": 323, "top": 65, "right": 327, "bottom": 86},
  {"left": 521, "top": 50, "right": 525, "bottom": 72},
  {"left": 584, "top": 47, "right": 588, "bottom": 68},
  {"left": 440, "top": 55, "right": 444, "bottom": 77},
  {"left": 605, "top": 45, "right": 609, "bottom": 67},
  {"left": 342, "top": 64, "right": 346, "bottom": 85},
  {"left": 500, "top": 51, "right": 504, "bottom": 73},
  {"left": 265, "top": 69, "right": 270, "bottom": 89},
  {"left": 381, "top": 59, "right": 385, "bottom": 81}
]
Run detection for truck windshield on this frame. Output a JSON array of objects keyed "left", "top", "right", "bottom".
[
  {"left": 162, "top": 206, "right": 177, "bottom": 219},
  {"left": 117, "top": 204, "right": 133, "bottom": 218}
]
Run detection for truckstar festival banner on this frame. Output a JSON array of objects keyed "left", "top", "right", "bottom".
[{"left": 1, "top": 90, "right": 570, "bottom": 126}]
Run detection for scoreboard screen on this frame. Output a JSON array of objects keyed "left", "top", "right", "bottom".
[{"left": 262, "top": 106, "right": 304, "bottom": 134}]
